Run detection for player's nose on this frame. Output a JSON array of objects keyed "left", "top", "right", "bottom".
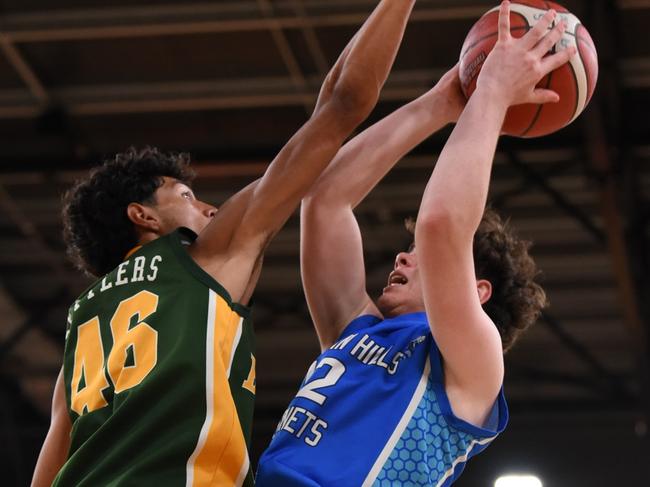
[
  {"left": 200, "top": 201, "right": 217, "bottom": 218},
  {"left": 394, "top": 252, "right": 411, "bottom": 269}
]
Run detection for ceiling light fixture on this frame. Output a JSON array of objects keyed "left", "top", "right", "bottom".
[{"left": 494, "top": 474, "right": 543, "bottom": 487}]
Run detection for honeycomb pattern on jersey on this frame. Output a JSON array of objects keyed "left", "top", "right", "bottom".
[{"left": 373, "top": 374, "right": 490, "bottom": 486}]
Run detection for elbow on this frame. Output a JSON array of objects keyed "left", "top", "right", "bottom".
[
  {"left": 302, "top": 179, "right": 353, "bottom": 213},
  {"left": 301, "top": 175, "right": 338, "bottom": 207},
  {"left": 318, "top": 70, "right": 379, "bottom": 132},
  {"left": 301, "top": 194, "right": 350, "bottom": 228},
  {"left": 415, "top": 207, "right": 453, "bottom": 233},
  {"left": 301, "top": 194, "right": 318, "bottom": 216},
  {"left": 301, "top": 191, "right": 319, "bottom": 208},
  {"left": 415, "top": 206, "right": 469, "bottom": 247},
  {"left": 334, "top": 69, "right": 379, "bottom": 118},
  {"left": 301, "top": 193, "right": 333, "bottom": 217}
]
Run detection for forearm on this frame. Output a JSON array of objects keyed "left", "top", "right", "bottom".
[
  {"left": 32, "top": 369, "right": 71, "bottom": 487},
  {"left": 305, "top": 86, "right": 453, "bottom": 209},
  {"left": 330, "top": 0, "right": 417, "bottom": 115},
  {"left": 243, "top": 0, "right": 416, "bottom": 238},
  {"left": 32, "top": 431, "right": 69, "bottom": 487},
  {"left": 417, "top": 86, "right": 508, "bottom": 235}
]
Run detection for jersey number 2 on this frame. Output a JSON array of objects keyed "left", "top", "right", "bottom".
[
  {"left": 70, "top": 290, "right": 159, "bottom": 415},
  {"left": 295, "top": 357, "right": 346, "bottom": 406}
]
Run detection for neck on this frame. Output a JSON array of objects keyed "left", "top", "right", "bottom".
[
  {"left": 378, "top": 301, "right": 426, "bottom": 319},
  {"left": 135, "top": 228, "right": 164, "bottom": 247}
]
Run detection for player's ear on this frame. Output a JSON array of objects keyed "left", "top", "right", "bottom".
[
  {"left": 127, "top": 202, "right": 160, "bottom": 233},
  {"left": 477, "top": 279, "right": 492, "bottom": 305}
]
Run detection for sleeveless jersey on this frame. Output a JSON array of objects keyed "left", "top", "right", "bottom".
[
  {"left": 256, "top": 312, "right": 508, "bottom": 487},
  {"left": 55, "top": 228, "right": 256, "bottom": 487}
]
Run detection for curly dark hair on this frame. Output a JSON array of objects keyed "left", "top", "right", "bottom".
[
  {"left": 406, "top": 207, "right": 547, "bottom": 352},
  {"left": 62, "top": 147, "right": 195, "bottom": 277}
]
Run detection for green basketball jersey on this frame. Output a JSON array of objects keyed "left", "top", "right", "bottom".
[{"left": 55, "top": 228, "right": 256, "bottom": 487}]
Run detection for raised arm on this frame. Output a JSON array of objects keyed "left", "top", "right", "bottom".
[
  {"left": 414, "top": 2, "right": 575, "bottom": 424},
  {"left": 191, "top": 0, "right": 417, "bottom": 303},
  {"left": 301, "top": 67, "right": 465, "bottom": 348}
]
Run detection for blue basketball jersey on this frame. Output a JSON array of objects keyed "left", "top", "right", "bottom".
[{"left": 256, "top": 312, "right": 508, "bottom": 486}]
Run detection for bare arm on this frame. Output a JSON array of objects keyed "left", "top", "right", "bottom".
[
  {"left": 191, "top": 0, "right": 417, "bottom": 304},
  {"left": 301, "top": 67, "right": 465, "bottom": 349},
  {"left": 415, "top": 2, "right": 575, "bottom": 425},
  {"left": 31, "top": 369, "right": 71, "bottom": 487}
]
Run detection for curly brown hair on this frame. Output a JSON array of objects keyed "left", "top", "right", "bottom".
[
  {"left": 406, "top": 207, "right": 547, "bottom": 352},
  {"left": 62, "top": 147, "right": 195, "bottom": 277}
]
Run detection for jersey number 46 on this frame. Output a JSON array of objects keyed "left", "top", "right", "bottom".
[{"left": 70, "top": 290, "right": 159, "bottom": 415}]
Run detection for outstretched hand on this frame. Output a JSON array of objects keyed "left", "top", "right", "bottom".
[{"left": 476, "top": 0, "right": 577, "bottom": 108}]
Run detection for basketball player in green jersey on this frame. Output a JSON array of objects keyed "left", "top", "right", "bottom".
[{"left": 31, "top": 2, "right": 418, "bottom": 486}]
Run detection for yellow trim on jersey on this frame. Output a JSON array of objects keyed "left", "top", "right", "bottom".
[
  {"left": 242, "top": 355, "right": 256, "bottom": 395},
  {"left": 123, "top": 245, "right": 143, "bottom": 260},
  {"left": 186, "top": 291, "right": 250, "bottom": 487}
]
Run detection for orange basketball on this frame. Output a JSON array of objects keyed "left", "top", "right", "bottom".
[{"left": 458, "top": 0, "right": 598, "bottom": 138}]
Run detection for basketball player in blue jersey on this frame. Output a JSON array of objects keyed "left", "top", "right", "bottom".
[
  {"left": 257, "top": 2, "right": 576, "bottom": 486},
  {"left": 31, "top": 2, "right": 421, "bottom": 486}
]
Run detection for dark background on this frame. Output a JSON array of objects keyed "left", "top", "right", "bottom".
[{"left": 0, "top": 0, "right": 649, "bottom": 485}]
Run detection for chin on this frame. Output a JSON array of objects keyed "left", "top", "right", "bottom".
[
  {"left": 376, "top": 293, "right": 400, "bottom": 318},
  {"left": 377, "top": 290, "right": 425, "bottom": 319},
  {"left": 190, "top": 220, "right": 211, "bottom": 236}
]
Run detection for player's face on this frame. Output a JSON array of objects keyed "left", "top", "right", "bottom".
[
  {"left": 377, "top": 245, "right": 426, "bottom": 318},
  {"left": 151, "top": 177, "right": 217, "bottom": 235}
]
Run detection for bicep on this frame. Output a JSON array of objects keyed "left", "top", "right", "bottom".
[
  {"left": 301, "top": 201, "right": 377, "bottom": 349},
  {"left": 191, "top": 180, "right": 265, "bottom": 303},
  {"left": 31, "top": 368, "right": 71, "bottom": 487},
  {"left": 239, "top": 252, "right": 264, "bottom": 307},
  {"left": 193, "top": 179, "right": 261, "bottom": 257},
  {"left": 417, "top": 224, "right": 504, "bottom": 402}
]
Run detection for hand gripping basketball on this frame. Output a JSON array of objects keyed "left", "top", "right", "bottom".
[
  {"left": 477, "top": 2, "right": 576, "bottom": 108},
  {"left": 460, "top": 0, "right": 598, "bottom": 137}
]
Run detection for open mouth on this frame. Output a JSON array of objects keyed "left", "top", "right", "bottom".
[{"left": 387, "top": 271, "right": 408, "bottom": 287}]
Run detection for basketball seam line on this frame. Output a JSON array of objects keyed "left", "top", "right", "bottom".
[
  {"left": 569, "top": 60, "right": 580, "bottom": 119},
  {"left": 460, "top": 26, "right": 529, "bottom": 61},
  {"left": 521, "top": 68, "right": 553, "bottom": 136},
  {"left": 575, "top": 37, "right": 591, "bottom": 106}
]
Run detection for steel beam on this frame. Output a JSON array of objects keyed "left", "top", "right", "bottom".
[
  {"left": 0, "top": 6, "right": 489, "bottom": 43},
  {"left": 257, "top": 0, "right": 312, "bottom": 114},
  {"left": 503, "top": 151, "right": 606, "bottom": 245},
  {"left": 0, "top": 183, "right": 71, "bottom": 283},
  {"left": 0, "top": 34, "right": 48, "bottom": 104},
  {"left": 291, "top": 0, "right": 329, "bottom": 75},
  {"left": 0, "top": 85, "right": 429, "bottom": 118},
  {"left": 0, "top": 288, "right": 68, "bottom": 362},
  {"left": 540, "top": 311, "right": 634, "bottom": 400},
  {"left": 0, "top": 56, "right": 649, "bottom": 118}
]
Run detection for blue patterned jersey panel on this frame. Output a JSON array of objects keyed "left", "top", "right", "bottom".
[{"left": 373, "top": 368, "right": 508, "bottom": 486}]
